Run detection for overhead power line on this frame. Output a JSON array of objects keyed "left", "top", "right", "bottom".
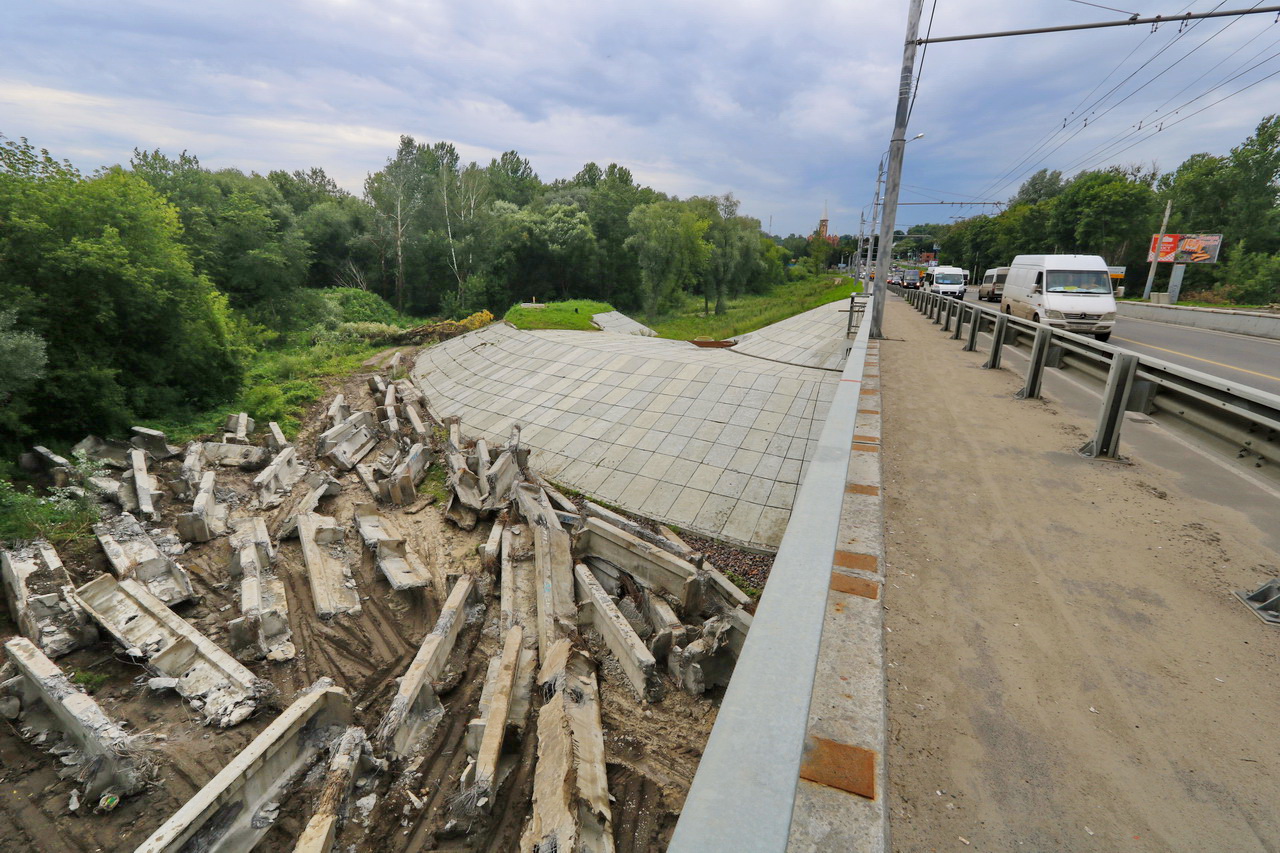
[{"left": 918, "top": 4, "right": 1280, "bottom": 44}]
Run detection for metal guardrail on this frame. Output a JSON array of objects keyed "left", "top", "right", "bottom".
[{"left": 894, "top": 286, "right": 1280, "bottom": 467}]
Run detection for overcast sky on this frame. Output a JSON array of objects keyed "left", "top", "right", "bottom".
[{"left": 3, "top": 1, "right": 1278, "bottom": 236}]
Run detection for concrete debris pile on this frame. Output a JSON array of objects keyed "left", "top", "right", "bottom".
[
  {"left": 1, "top": 638, "right": 148, "bottom": 804},
  {"left": 275, "top": 471, "right": 341, "bottom": 538},
  {"left": 223, "top": 412, "right": 255, "bottom": 444},
  {"left": 319, "top": 411, "right": 379, "bottom": 471},
  {"left": 94, "top": 512, "right": 195, "bottom": 606},
  {"left": 354, "top": 503, "right": 442, "bottom": 594},
  {"left": 441, "top": 418, "right": 524, "bottom": 530},
  {"left": 176, "top": 470, "right": 229, "bottom": 543},
  {"left": 298, "top": 513, "right": 362, "bottom": 618},
  {"left": 1, "top": 542, "right": 98, "bottom": 658},
  {"left": 253, "top": 444, "right": 305, "bottom": 508},
  {"left": 135, "top": 679, "right": 354, "bottom": 853},
  {"left": 226, "top": 517, "right": 296, "bottom": 662},
  {"left": 72, "top": 574, "right": 268, "bottom": 727}
]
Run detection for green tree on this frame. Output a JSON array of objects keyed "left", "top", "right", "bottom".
[{"left": 625, "top": 202, "right": 710, "bottom": 314}]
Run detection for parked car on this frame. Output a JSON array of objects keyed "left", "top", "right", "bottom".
[
  {"left": 1001, "top": 254, "right": 1117, "bottom": 341},
  {"left": 978, "top": 267, "right": 1009, "bottom": 302},
  {"left": 925, "top": 266, "right": 966, "bottom": 298}
]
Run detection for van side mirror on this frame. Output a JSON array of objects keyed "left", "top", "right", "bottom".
[{"left": 1032, "top": 284, "right": 1042, "bottom": 295}]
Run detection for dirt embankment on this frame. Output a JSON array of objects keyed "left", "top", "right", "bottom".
[{"left": 880, "top": 298, "right": 1280, "bottom": 852}]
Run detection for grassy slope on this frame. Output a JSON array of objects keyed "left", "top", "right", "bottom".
[
  {"left": 504, "top": 300, "right": 615, "bottom": 331},
  {"left": 647, "top": 275, "right": 860, "bottom": 340}
]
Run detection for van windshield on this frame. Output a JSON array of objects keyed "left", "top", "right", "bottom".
[
  {"left": 1046, "top": 270, "right": 1111, "bottom": 294},
  {"left": 933, "top": 274, "right": 962, "bottom": 284}
]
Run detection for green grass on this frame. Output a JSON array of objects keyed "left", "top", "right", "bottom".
[
  {"left": 71, "top": 669, "right": 111, "bottom": 694},
  {"left": 0, "top": 477, "right": 100, "bottom": 546},
  {"left": 504, "top": 300, "right": 616, "bottom": 331},
  {"left": 647, "top": 275, "right": 860, "bottom": 341},
  {"left": 138, "top": 339, "right": 393, "bottom": 443}
]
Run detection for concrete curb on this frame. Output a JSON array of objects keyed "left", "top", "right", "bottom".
[
  {"left": 1117, "top": 301, "right": 1280, "bottom": 341},
  {"left": 669, "top": 316, "right": 887, "bottom": 852}
]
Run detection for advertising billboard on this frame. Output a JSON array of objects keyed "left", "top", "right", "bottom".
[{"left": 1147, "top": 233, "right": 1222, "bottom": 263}]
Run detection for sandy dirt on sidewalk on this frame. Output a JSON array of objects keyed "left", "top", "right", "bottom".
[{"left": 880, "top": 297, "right": 1280, "bottom": 852}]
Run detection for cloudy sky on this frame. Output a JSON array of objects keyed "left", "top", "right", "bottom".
[{"left": 3, "top": 0, "right": 1279, "bottom": 236}]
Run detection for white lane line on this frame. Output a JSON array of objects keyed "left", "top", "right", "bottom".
[{"left": 1118, "top": 315, "right": 1280, "bottom": 349}]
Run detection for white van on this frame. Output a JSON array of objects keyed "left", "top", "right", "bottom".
[
  {"left": 1001, "top": 255, "right": 1117, "bottom": 341},
  {"left": 978, "top": 266, "right": 1009, "bottom": 302},
  {"left": 926, "top": 265, "right": 966, "bottom": 298}
]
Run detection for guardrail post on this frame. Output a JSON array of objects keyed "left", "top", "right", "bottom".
[
  {"left": 1079, "top": 353, "right": 1139, "bottom": 459},
  {"left": 951, "top": 303, "right": 966, "bottom": 340},
  {"left": 983, "top": 315, "right": 1008, "bottom": 370},
  {"left": 1015, "top": 327, "right": 1053, "bottom": 400},
  {"left": 942, "top": 299, "right": 954, "bottom": 331},
  {"left": 933, "top": 297, "right": 944, "bottom": 325},
  {"left": 923, "top": 293, "right": 932, "bottom": 317},
  {"left": 965, "top": 309, "right": 982, "bottom": 351}
]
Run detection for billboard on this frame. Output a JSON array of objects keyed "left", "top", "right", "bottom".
[{"left": 1147, "top": 233, "right": 1222, "bottom": 263}]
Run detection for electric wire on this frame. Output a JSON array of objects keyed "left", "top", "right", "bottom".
[
  {"left": 1065, "top": 0, "right": 1143, "bottom": 16},
  {"left": 906, "top": 0, "right": 940, "bottom": 126}
]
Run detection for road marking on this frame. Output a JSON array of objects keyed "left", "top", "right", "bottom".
[
  {"left": 1112, "top": 337, "right": 1280, "bottom": 383},
  {"left": 1119, "top": 315, "right": 1280, "bottom": 349}
]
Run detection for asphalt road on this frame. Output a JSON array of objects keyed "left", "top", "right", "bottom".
[{"left": 961, "top": 287, "right": 1280, "bottom": 398}]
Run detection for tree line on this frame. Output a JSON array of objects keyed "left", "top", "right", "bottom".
[
  {"left": 907, "top": 115, "right": 1280, "bottom": 302},
  {"left": 0, "top": 133, "right": 793, "bottom": 449}
]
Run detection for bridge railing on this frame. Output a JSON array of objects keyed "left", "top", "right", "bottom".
[{"left": 895, "top": 285, "right": 1280, "bottom": 467}]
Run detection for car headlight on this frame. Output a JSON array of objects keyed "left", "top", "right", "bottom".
[
  {"left": 1101, "top": 312, "right": 1116, "bottom": 321},
  {"left": 1043, "top": 309, "right": 1064, "bottom": 320}
]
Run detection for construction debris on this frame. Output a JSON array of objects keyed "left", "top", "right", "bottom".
[
  {"left": 73, "top": 435, "right": 132, "bottom": 469},
  {"left": 522, "top": 639, "right": 614, "bottom": 852},
  {"left": 135, "top": 679, "right": 352, "bottom": 853},
  {"left": 201, "top": 440, "right": 270, "bottom": 470},
  {"left": 574, "top": 563, "right": 661, "bottom": 702},
  {"left": 254, "top": 444, "right": 305, "bottom": 508},
  {"left": 294, "top": 726, "right": 374, "bottom": 853},
  {"left": 1, "top": 637, "right": 147, "bottom": 801},
  {"left": 223, "top": 412, "right": 255, "bottom": 444},
  {"left": 94, "top": 513, "right": 195, "bottom": 606},
  {"left": 276, "top": 471, "right": 341, "bottom": 538},
  {"left": 226, "top": 518, "right": 295, "bottom": 662},
  {"left": 176, "top": 470, "right": 229, "bottom": 543},
  {"left": 318, "top": 410, "right": 378, "bottom": 470},
  {"left": 266, "top": 421, "right": 290, "bottom": 452},
  {"left": 353, "top": 503, "right": 441, "bottom": 593},
  {"left": 377, "top": 442, "right": 429, "bottom": 505},
  {"left": 123, "top": 448, "right": 163, "bottom": 520},
  {"left": 297, "top": 513, "right": 361, "bottom": 618},
  {"left": 1, "top": 542, "right": 97, "bottom": 658},
  {"left": 374, "top": 574, "right": 477, "bottom": 759},
  {"left": 72, "top": 574, "right": 266, "bottom": 727},
  {"left": 130, "top": 426, "right": 181, "bottom": 461}
]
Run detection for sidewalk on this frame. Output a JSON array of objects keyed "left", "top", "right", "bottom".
[{"left": 879, "top": 296, "right": 1280, "bottom": 852}]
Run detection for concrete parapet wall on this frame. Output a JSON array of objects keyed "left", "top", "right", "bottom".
[
  {"left": 135, "top": 680, "right": 351, "bottom": 853},
  {"left": 1116, "top": 301, "right": 1280, "bottom": 340}
]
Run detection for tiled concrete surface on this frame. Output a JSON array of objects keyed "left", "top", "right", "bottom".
[
  {"left": 591, "top": 310, "right": 657, "bottom": 337},
  {"left": 412, "top": 322, "right": 840, "bottom": 550},
  {"left": 731, "top": 299, "right": 853, "bottom": 370}
]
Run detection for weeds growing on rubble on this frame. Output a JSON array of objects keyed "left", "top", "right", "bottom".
[{"left": 0, "top": 451, "right": 102, "bottom": 545}]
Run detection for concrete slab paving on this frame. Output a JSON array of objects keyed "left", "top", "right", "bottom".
[
  {"left": 414, "top": 317, "right": 849, "bottom": 550},
  {"left": 731, "top": 299, "right": 854, "bottom": 370}
]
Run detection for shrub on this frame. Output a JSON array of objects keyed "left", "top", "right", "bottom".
[{"left": 319, "top": 287, "right": 412, "bottom": 326}]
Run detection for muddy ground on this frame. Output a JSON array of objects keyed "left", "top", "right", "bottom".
[
  {"left": 880, "top": 298, "right": 1280, "bottom": 852},
  {"left": 0, "top": 347, "right": 722, "bottom": 852}
]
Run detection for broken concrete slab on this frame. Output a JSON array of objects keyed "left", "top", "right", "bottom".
[
  {"left": 515, "top": 484, "right": 576, "bottom": 657},
  {"left": 482, "top": 449, "right": 519, "bottom": 512},
  {"left": 574, "top": 563, "right": 660, "bottom": 702},
  {"left": 1, "top": 543, "right": 97, "bottom": 659},
  {"left": 94, "top": 513, "right": 195, "bottom": 606},
  {"left": 353, "top": 503, "right": 440, "bottom": 593},
  {"left": 226, "top": 519, "right": 295, "bottom": 663},
  {"left": 522, "top": 639, "right": 614, "bottom": 852},
  {"left": 130, "top": 426, "right": 180, "bottom": 461},
  {"left": 297, "top": 513, "right": 361, "bottom": 618},
  {"left": 201, "top": 441, "right": 270, "bottom": 470},
  {"left": 31, "top": 445, "right": 74, "bottom": 486},
  {"left": 479, "top": 519, "right": 504, "bottom": 573},
  {"left": 318, "top": 410, "right": 378, "bottom": 471},
  {"left": 222, "top": 412, "right": 255, "bottom": 444},
  {"left": 669, "top": 614, "right": 735, "bottom": 695},
  {"left": 266, "top": 421, "right": 289, "bottom": 452},
  {"left": 447, "top": 450, "right": 485, "bottom": 511},
  {"left": 73, "top": 435, "right": 132, "bottom": 470},
  {"left": 174, "top": 442, "right": 204, "bottom": 501},
  {"left": 176, "top": 471, "right": 229, "bottom": 544},
  {"left": 378, "top": 384, "right": 400, "bottom": 435},
  {"left": 378, "top": 442, "right": 429, "bottom": 505},
  {"left": 127, "top": 448, "right": 162, "bottom": 520},
  {"left": 578, "top": 517, "right": 700, "bottom": 614},
  {"left": 275, "top": 471, "right": 341, "bottom": 539},
  {"left": 327, "top": 394, "right": 350, "bottom": 428},
  {"left": 403, "top": 403, "right": 429, "bottom": 444},
  {"left": 374, "top": 574, "right": 477, "bottom": 759},
  {"left": 2, "top": 637, "right": 146, "bottom": 800},
  {"left": 472, "top": 624, "right": 523, "bottom": 807},
  {"left": 294, "top": 725, "right": 371, "bottom": 853},
  {"left": 254, "top": 445, "right": 305, "bottom": 509},
  {"left": 135, "top": 679, "right": 351, "bottom": 853},
  {"left": 72, "top": 574, "right": 266, "bottom": 727},
  {"left": 444, "top": 491, "right": 479, "bottom": 530}
]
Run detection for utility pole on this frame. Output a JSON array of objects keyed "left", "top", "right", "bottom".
[
  {"left": 864, "top": 161, "right": 885, "bottom": 286},
  {"left": 871, "top": 0, "right": 926, "bottom": 338},
  {"left": 1143, "top": 199, "right": 1172, "bottom": 300}
]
